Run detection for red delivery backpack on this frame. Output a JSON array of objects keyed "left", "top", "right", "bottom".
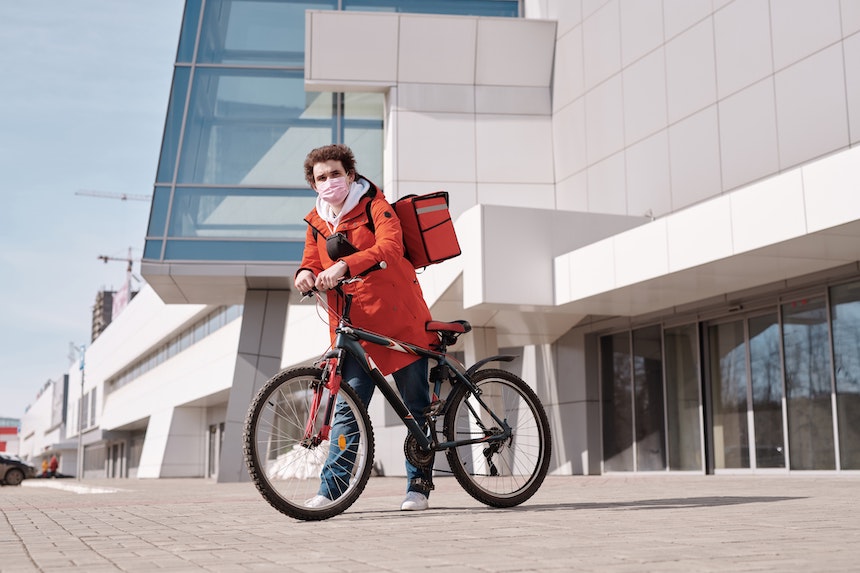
[{"left": 368, "top": 191, "right": 461, "bottom": 269}]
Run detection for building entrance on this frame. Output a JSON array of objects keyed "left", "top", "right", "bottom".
[{"left": 705, "top": 312, "right": 786, "bottom": 471}]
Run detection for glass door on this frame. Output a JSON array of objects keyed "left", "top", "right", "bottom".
[{"left": 706, "top": 312, "right": 786, "bottom": 471}]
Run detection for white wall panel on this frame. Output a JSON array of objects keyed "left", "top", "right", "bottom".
[
  {"left": 459, "top": 207, "right": 485, "bottom": 310},
  {"left": 585, "top": 74, "right": 624, "bottom": 163},
  {"left": 665, "top": 18, "right": 716, "bottom": 124},
  {"left": 552, "top": 97, "right": 588, "bottom": 180},
  {"left": 565, "top": 237, "right": 616, "bottom": 300},
  {"left": 666, "top": 195, "right": 733, "bottom": 272},
  {"left": 844, "top": 0, "right": 860, "bottom": 36},
  {"left": 476, "top": 86, "right": 550, "bottom": 115},
  {"left": 622, "top": 48, "right": 667, "bottom": 145},
  {"left": 713, "top": 0, "right": 772, "bottom": 99},
  {"left": 555, "top": 170, "right": 589, "bottom": 212},
  {"left": 477, "top": 182, "right": 555, "bottom": 209},
  {"left": 482, "top": 207, "right": 556, "bottom": 306},
  {"left": 770, "top": 0, "right": 842, "bottom": 70},
  {"left": 545, "top": 0, "right": 582, "bottom": 37},
  {"left": 136, "top": 409, "right": 172, "bottom": 478},
  {"left": 663, "top": 0, "right": 711, "bottom": 40},
  {"left": 668, "top": 106, "right": 721, "bottom": 209},
  {"left": 625, "top": 130, "right": 671, "bottom": 217},
  {"left": 476, "top": 114, "right": 553, "bottom": 183},
  {"left": 619, "top": 0, "right": 664, "bottom": 67},
  {"left": 394, "top": 83, "right": 474, "bottom": 114},
  {"left": 552, "top": 25, "right": 584, "bottom": 111},
  {"left": 775, "top": 44, "right": 849, "bottom": 169},
  {"left": 730, "top": 170, "right": 806, "bottom": 254},
  {"left": 398, "top": 16, "right": 476, "bottom": 84},
  {"left": 587, "top": 152, "right": 626, "bottom": 214},
  {"left": 475, "top": 18, "right": 556, "bottom": 87},
  {"left": 582, "top": 0, "right": 621, "bottom": 90},
  {"left": 718, "top": 78, "right": 779, "bottom": 191},
  {"left": 395, "top": 111, "right": 476, "bottom": 183},
  {"left": 582, "top": 0, "right": 611, "bottom": 21},
  {"left": 802, "top": 147, "right": 860, "bottom": 233},
  {"left": 846, "top": 33, "right": 860, "bottom": 145},
  {"left": 308, "top": 12, "right": 397, "bottom": 85},
  {"left": 615, "top": 219, "right": 669, "bottom": 286}
]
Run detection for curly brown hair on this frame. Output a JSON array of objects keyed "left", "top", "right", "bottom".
[{"left": 303, "top": 144, "right": 357, "bottom": 187}]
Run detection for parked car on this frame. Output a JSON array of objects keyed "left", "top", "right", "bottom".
[{"left": 0, "top": 453, "right": 37, "bottom": 486}]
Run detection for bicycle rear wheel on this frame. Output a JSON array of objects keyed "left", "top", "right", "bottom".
[
  {"left": 444, "top": 368, "right": 551, "bottom": 507},
  {"left": 244, "top": 366, "right": 374, "bottom": 521}
]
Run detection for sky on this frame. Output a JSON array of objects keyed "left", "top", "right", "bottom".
[{"left": 0, "top": 0, "right": 186, "bottom": 419}]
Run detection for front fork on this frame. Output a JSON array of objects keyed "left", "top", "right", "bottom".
[{"left": 302, "top": 354, "right": 342, "bottom": 447}]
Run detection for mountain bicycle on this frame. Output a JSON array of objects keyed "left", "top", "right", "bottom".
[{"left": 243, "top": 266, "right": 552, "bottom": 521}]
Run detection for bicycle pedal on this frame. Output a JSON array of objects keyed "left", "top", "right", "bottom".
[
  {"left": 410, "top": 477, "right": 435, "bottom": 492},
  {"left": 423, "top": 399, "right": 445, "bottom": 416}
]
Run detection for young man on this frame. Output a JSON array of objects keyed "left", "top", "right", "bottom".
[{"left": 294, "top": 144, "right": 436, "bottom": 511}]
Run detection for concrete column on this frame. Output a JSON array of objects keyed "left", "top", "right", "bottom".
[
  {"left": 217, "top": 289, "right": 290, "bottom": 483},
  {"left": 463, "top": 326, "right": 499, "bottom": 365}
]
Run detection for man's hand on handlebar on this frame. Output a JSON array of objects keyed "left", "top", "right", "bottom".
[
  {"left": 294, "top": 269, "right": 316, "bottom": 294},
  {"left": 316, "top": 260, "right": 349, "bottom": 291},
  {"left": 295, "top": 261, "right": 349, "bottom": 294},
  {"left": 296, "top": 260, "right": 387, "bottom": 297}
]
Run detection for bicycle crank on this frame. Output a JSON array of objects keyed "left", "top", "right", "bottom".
[{"left": 404, "top": 434, "right": 435, "bottom": 470}]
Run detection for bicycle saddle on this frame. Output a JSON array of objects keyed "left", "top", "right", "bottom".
[
  {"left": 426, "top": 320, "right": 471, "bottom": 334},
  {"left": 426, "top": 320, "right": 471, "bottom": 347}
]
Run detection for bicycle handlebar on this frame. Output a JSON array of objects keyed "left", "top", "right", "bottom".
[{"left": 301, "top": 260, "right": 387, "bottom": 298}]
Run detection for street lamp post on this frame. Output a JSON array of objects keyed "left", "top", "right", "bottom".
[{"left": 76, "top": 344, "right": 86, "bottom": 481}]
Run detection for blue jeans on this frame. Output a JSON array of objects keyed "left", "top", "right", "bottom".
[{"left": 318, "top": 355, "right": 433, "bottom": 500}]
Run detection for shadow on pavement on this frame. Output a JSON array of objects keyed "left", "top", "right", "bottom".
[{"left": 510, "top": 495, "right": 806, "bottom": 512}]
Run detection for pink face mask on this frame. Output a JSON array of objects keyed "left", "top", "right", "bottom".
[{"left": 317, "top": 176, "right": 350, "bottom": 205}]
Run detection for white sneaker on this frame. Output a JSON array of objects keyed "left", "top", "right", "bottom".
[
  {"left": 305, "top": 494, "right": 332, "bottom": 508},
  {"left": 400, "top": 491, "right": 429, "bottom": 511}
]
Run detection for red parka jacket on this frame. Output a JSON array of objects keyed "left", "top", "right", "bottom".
[{"left": 298, "top": 180, "right": 436, "bottom": 375}]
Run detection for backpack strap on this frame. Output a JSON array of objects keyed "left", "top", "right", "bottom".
[
  {"left": 363, "top": 184, "right": 381, "bottom": 234},
  {"left": 305, "top": 217, "right": 328, "bottom": 242},
  {"left": 365, "top": 200, "right": 375, "bottom": 234}
]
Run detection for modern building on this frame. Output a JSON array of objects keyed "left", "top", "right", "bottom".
[
  {"left": 16, "top": 377, "right": 77, "bottom": 476},
  {"left": 52, "top": 0, "right": 860, "bottom": 481}
]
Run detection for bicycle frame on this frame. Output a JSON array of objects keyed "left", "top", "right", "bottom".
[{"left": 312, "top": 289, "right": 516, "bottom": 455}]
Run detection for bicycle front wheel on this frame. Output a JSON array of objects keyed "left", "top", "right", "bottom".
[
  {"left": 244, "top": 366, "right": 374, "bottom": 521},
  {"left": 444, "top": 368, "right": 551, "bottom": 507}
]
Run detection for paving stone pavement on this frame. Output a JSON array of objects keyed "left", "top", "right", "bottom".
[{"left": 2, "top": 474, "right": 859, "bottom": 572}]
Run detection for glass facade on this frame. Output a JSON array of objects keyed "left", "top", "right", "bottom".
[
  {"left": 144, "top": 0, "right": 518, "bottom": 264},
  {"left": 600, "top": 278, "right": 860, "bottom": 473}
]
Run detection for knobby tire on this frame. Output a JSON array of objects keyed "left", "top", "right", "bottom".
[
  {"left": 444, "top": 368, "right": 551, "bottom": 507},
  {"left": 243, "top": 366, "right": 374, "bottom": 521}
]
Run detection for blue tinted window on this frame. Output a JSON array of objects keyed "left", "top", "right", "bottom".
[
  {"left": 143, "top": 240, "right": 163, "bottom": 261},
  {"left": 177, "top": 0, "right": 203, "bottom": 63},
  {"left": 167, "top": 187, "right": 315, "bottom": 239},
  {"left": 177, "top": 68, "right": 334, "bottom": 185},
  {"left": 156, "top": 67, "right": 191, "bottom": 183},
  {"left": 164, "top": 239, "right": 305, "bottom": 261},
  {"left": 343, "top": 0, "right": 518, "bottom": 16},
  {"left": 147, "top": 186, "right": 172, "bottom": 238},
  {"left": 197, "top": 0, "right": 337, "bottom": 66}
]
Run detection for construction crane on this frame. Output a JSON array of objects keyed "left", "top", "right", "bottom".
[
  {"left": 98, "top": 248, "right": 142, "bottom": 279},
  {"left": 75, "top": 189, "right": 151, "bottom": 202}
]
